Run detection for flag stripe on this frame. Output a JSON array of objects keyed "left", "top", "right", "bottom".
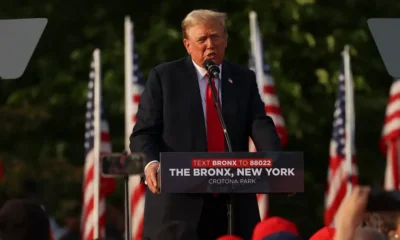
[
  {"left": 263, "top": 85, "right": 276, "bottom": 94},
  {"left": 101, "top": 133, "right": 110, "bottom": 141},
  {"left": 133, "top": 95, "right": 141, "bottom": 103},
  {"left": 134, "top": 217, "right": 144, "bottom": 240},
  {"left": 388, "top": 93, "right": 400, "bottom": 104},
  {"left": 262, "top": 95, "right": 280, "bottom": 107},
  {"left": 324, "top": 175, "right": 347, "bottom": 226},
  {"left": 256, "top": 193, "right": 268, "bottom": 220},
  {"left": 265, "top": 106, "right": 282, "bottom": 115},
  {"left": 383, "top": 120, "right": 400, "bottom": 138}
]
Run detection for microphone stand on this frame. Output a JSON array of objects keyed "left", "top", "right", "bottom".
[
  {"left": 121, "top": 151, "right": 131, "bottom": 240},
  {"left": 124, "top": 175, "right": 131, "bottom": 240},
  {"left": 207, "top": 74, "right": 235, "bottom": 235}
]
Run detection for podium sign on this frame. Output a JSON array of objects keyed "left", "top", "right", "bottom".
[{"left": 159, "top": 152, "right": 304, "bottom": 193}]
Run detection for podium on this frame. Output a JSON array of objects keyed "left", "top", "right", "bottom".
[{"left": 159, "top": 151, "right": 304, "bottom": 234}]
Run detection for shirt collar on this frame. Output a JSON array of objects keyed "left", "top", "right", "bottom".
[{"left": 192, "top": 60, "right": 222, "bottom": 81}]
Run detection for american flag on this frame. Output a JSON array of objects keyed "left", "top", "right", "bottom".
[
  {"left": 82, "top": 49, "right": 115, "bottom": 240},
  {"left": 324, "top": 49, "right": 358, "bottom": 226},
  {"left": 249, "top": 11, "right": 288, "bottom": 220},
  {"left": 380, "top": 79, "right": 400, "bottom": 190},
  {"left": 247, "top": 56, "right": 288, "bottom": 149},
  {"left": 124, "top": 16, "right": 146, "bottom": 240}
]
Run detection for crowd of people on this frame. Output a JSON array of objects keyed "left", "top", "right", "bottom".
[
  {"left": 140, "top": 185, "right": 395, "bottom": 240},
  {"left": 0, "top": 185, "right": 398, "bottom": 240}
]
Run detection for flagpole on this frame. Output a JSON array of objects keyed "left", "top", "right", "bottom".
[
  {"left": 249, "top": 11, "right": 264, "bottom": 97},
  {"left": 124, "top": 16, "right": 133, "bottom": 240},
  {"left": 343, "top": 45, "right": 354, "bottom": 195},
  {"left": 93, "top": 48, "right": 101, "bottom": 239},
  {"left": 125, "top": 16, "right": 133, "bottom": 153}
]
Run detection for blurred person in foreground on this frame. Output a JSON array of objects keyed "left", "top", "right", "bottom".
[
  {"left": 218, "top": 235, "right": 243, "bottom": 240},
  {"left": 59, "top": 205, "right": 81, "bottom": 240},
  {"left": 130, "top": 8, "right": 281, "bottom": 240},
  {"left": 0, "top": 199, "right": 51, "bottom": 240},
  {"left": 251, "top": 216, "right": 301, "bottom": 240},
  {"left": 334, "top": 185, "right": 386, "bottom": 240}
]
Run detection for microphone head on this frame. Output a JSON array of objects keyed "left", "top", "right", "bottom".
[
  {"left": 203, "top": 59, "right": 220, "bottom": 76},
  {"left": 203, "top": 59, "right": 215, "bottom": 69}
]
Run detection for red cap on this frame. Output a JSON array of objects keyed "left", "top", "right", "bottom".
[
  {"left": 217, "top": 235, "right": 244, "bottom": 240},
  {"left": 252, "top": 217, "right": 299, "bottom": 240},
  {"left": 309, "top": 227, "right": 335, "bottom": 240}
]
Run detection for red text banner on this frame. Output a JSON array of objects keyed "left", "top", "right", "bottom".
[{"left": 191, "top": 159, "right": 272, "bottom": 168}]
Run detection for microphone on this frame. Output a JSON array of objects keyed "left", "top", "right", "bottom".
[{"left": 203, "top": 59, "right": 220, "bottom": 79}]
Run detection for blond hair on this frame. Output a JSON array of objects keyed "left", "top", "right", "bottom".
[{"left": 181, "top": 9, "right": 228, "bottom": 39}]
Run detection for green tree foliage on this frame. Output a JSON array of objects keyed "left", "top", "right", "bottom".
[{"left": 0, "top": 0, "right": 398, "bottom": 237}]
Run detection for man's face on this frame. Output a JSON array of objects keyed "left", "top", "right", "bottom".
[{"left": 183, "top": 20, "right": 227, "bottom": 67}]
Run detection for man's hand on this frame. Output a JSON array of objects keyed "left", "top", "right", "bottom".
[{"left": 145, "top": 162, "right": 160, "bottom": 194}]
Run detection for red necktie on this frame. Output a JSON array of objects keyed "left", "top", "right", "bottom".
[
  {"left": 206, "top": 74, "right": 225, "bottom": 152},
  {"left": 206, "top": 74, "right": 225, "bottom": 198}
]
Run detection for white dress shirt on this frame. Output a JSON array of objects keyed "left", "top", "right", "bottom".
[{"left": 143, "top": 61, "right": 222, "bottom": 175}]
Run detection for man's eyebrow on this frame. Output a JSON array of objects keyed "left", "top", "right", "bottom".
[{"left": 196, "top": 33, "right": 219, "bottom": 39}]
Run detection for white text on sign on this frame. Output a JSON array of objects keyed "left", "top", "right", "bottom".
[{"left": 168, "top": 168, "right": 295, "bottom": 177}]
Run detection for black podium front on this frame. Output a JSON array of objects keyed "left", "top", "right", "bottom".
[{"left": 158, "top": 151, "right": 304, "bottom": 237}]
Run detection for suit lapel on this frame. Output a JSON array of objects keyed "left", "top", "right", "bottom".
[
  {"left": 221, "top": 61, "right": 237, "bottom": 124},
  {"left": 183, "top": 57, "right": 207, "bottom": 151}
]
